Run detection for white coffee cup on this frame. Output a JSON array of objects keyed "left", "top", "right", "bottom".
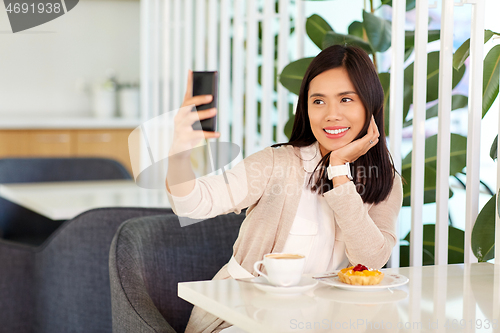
[{"left": 253, "top": 253, "right": 305, "bottom": 287}]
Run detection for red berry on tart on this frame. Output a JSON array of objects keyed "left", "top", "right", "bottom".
[{"left": 338, "top": 264, "right": 384, "bottom": 285}]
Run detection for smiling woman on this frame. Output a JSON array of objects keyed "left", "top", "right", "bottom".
[
  {"left": 166, "top": 45, "right": 403, "bottom": 333},
  {"left": 307, "top": 67, "right": 367, "bottom": 156},
  {"left": 276, "top": 45, "right": 394, "bottom": 204}
]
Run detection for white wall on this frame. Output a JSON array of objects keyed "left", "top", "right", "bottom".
[{"left": 0, "top": 0, "right": 140, "bottom": 116}]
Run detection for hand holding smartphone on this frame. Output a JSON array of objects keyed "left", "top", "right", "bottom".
[{"left": 191, "top": 71, "right": 218, "bottom": 132}]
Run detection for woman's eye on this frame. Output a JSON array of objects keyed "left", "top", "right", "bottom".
[
  {"left": 313, "top": 99, "right": 324, "bottom": 105},
  {"left": 341, "top": 97, "right": 353, "bottom": 103}
]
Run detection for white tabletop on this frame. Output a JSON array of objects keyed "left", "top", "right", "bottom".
[
  {"left": 0, "top": 180, "right": 171, "bottom": 220},
  {"left": 178, "top": 263, "right": 500, "bottom": 333}
]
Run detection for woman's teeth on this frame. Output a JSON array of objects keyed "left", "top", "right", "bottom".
[{"left": 324, "top": 128, "right": 349, "bottom": 135}]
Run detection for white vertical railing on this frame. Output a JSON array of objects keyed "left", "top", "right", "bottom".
[
  {"left": 195, "top": 0, "right": 206, "bottom": 71},
  {"left": 261, "top": 0, "right": 275, "bottom": 148},
  {"left": 217, "top": 0, "right": 230, "bottom": 171},
  {"left": 140, "top": 0, "right": 151, "bottom": 124},
  {"left": 388, "top": 0, "right": 405, "bottom": 268},
  {"left": 172, "top": 0, "right": 182, "bottom": 109},
  {"left": 232, "top": 0, "right": 244, "bottom": 160},
  {"left": 207, "top": 0, "right": 218, "bottom": 71},
  {"left": 497, "top": 76, "right": 500, "bottom": 261},
  {"left": 435, "top": 0, "right": 454, "bottom": 266},
  {"left": 183, "top": 0, "right": 194, "bottom": 90},
  {"left": 464, "top": 0, "right": 485, "bottom": 264},
  {"left": 245, "top": 0, "right": 258, "bottom": 157},
  {"left": 410, "top": 0, "right": 429, "bottom": 267},
  {"left": 277, "top": 0, "right": 290, "bottom": 144},
  {"left": 141, "top": 0, "right": 492, "bottom": 265}
]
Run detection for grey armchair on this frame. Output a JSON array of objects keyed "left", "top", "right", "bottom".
[
  {"left": 0, "top": 157, "right": 132, "bottom": 245},
  {"left": 109, "top": 213, "right": 245, "bottom": 333},
  {"left": 0, "top": 207, "right": 172, "bottom": 333}
]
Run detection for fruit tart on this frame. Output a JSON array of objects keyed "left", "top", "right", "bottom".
[{"left": 338, "top": 264, "right": 384, "bottom": 286}]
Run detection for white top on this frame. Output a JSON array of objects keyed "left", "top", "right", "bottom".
[{"left": 280, "top": 141, "right": 348, "bottom": 274}]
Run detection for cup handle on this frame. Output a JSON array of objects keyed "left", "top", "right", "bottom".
[{"left": 253, "top": 260, "right": 269, "bottom": 281}]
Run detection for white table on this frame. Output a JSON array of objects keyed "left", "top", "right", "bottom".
[
  {"left": 178, "top": 263, "right": 500, "bottom": 333},
  {"left": 0, "top": 180, "right": 171, "bottom": 220}
]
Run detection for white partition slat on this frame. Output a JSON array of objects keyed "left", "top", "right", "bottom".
[
  {"left": 183, "top": 0, "right": 194, "bottom": 91},
  {"left": 150, "top": 0, "right": 161, "bottom": 169},
  {"left": 245, "top": 0, "right": 258, "bottom": 156},
  {"left": 465, "top": 0, "right": 485, "bottom": 264},
  {"left": 231, "top": 0, "right": 244, "bottom": 155},
  {"left": 295, "top": 0, "right": 305, "bottom": 59},
  {"left": 172, "top": 0, "right": 182, "bottom": 110},
  {"left": 194, "top": 0, "right": 206, "bottom": 70},
  {"left": 261, "top": 0, "right": 275, "bottom": 147},
  {"left": 277, "top": 0, "right": 289, "bottom": 144},
  {"left": 387, "top": 0, "right": 405, "bottom": 268},
  {"left": 140, "top": 0, "right": 151, "bottom": 122},
  {"left": 207, "top": 0, "right": 218, "bottom": 70},
  {"left": 435, "top": 0, "right": 454, "bottom": 266},
  {"left": 410, "top": 0, "right": 428, "bottom": 267},
  {"left": 217, "top": 0, "right": 231, "bottom": 169},
  {"left": 497, "top": 80, "right": 500, "bottom": 261},
  {"left": 162, "top": 0, "right": 171, "bottom": 114}
]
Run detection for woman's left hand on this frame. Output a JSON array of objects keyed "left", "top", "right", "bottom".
[{"left": 329, "top": 116, "right": 380, "bottom": 165}]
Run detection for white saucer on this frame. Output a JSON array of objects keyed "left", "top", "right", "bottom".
[
  {"left": 252, "top": 276, "right": 318, "bottom": 295},
  {"left": 318, "top": 272, "right": 409, "bottom": 291}
]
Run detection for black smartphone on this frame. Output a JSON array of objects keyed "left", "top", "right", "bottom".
[{"left": 191, "top": 71, "right": 218, "bottom": 132}]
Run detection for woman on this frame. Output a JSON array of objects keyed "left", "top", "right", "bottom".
[{"left": 166, "top": 45, "right": 403, "bottom": 333}]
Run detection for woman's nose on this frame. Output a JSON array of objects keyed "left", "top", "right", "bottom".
[{"left": 325, "top": 105, "right": 343, "bottom": 121}]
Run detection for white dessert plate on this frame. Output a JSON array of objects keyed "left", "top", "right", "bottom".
[
  {"left": 313, "top": 285, "right": 408, "bottom": 303},
  {"left": 318, "top": 272, "right": 409, "bottom": 291},
  {"left": 250, "top": 276, "right": 318, "bottom": 295}
]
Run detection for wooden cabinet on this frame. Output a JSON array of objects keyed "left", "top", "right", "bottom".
[{"left": 0, "top": 129, "right": 133, "bottom": 174}]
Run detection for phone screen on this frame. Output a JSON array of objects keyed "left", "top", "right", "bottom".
[{"left": 192, "top": 71, "right": 218, "bottom": 132}]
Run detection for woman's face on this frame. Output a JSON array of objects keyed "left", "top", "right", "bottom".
[{"left": 307, "top": 67, "right": 367, "bottom": 157}]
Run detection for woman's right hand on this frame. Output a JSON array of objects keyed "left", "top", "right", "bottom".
[{"left": 169, "top": 70, "right": 220, "bottom": 158}]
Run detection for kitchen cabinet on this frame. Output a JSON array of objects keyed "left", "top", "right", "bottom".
[{"left": 0, "top": 129, "right": 134, "bottom": 174}]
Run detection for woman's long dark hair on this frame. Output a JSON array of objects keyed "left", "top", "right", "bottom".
[{"left": 273, "top": 45, "right": 396, "bottom": 204}]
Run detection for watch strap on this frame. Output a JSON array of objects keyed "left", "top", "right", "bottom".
[{"left": 327, "top": 163, "right": 353, "bottom": 180}]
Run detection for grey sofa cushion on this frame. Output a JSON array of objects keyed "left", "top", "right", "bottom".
[
  {"left": 0, "top": 207, "right": 172, "bottom": 333},
  {"left": 109, "top": 213, "right": 244, "bottom": 333}
]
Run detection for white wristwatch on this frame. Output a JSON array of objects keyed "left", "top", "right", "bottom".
[{"left": 327, "top": 162, "right": 353, "bottom": 180}]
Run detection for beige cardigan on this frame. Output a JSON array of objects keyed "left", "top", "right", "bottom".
[{"left": 169, "top": 143, "right": 403, "bottom": 333}]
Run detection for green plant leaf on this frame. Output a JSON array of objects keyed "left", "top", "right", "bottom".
[
  {"left": 403, "top": 51, "right": 466, "bottom": 117},
  {"left": 362, "top": 10, "right": 391, "bottom": 52},
  {"left": 284, "top": 115, "right": 295, "bottom": 140},
  {"left": 482, "top": 44, "right": 500, "bottom": 117},
  {"left": 402, "top": 165, "right": 453, "bottom": 206},
  {"left": 472, "top": 194, "right": 496, "bottom": 262},
  {"left": 381, "top": 0, "right": 416, "bottom": 11},
  {"left": 404, "top": 30, "right": 441, "bottom": 48},
  {"left": 404, "top": 47, "right": 413, "bottom": 61},
  {"left": 399, "top": 245, "right": 435, "bottom": 267},
  {"left": 306, "top": 14, "right": 334, "bottom": 50},
  {"left": 378, "top": 72, "right": 390, "bottom": 136},
  {"left": 401, "top": 133, "right": 467, "bottom": 206},
  {"left": 278, "top": 57, "right": 314, "bottom": 96},
  {"left": 403, "top": 224, "right": 465, "bottom": 265},
  {"left": 403, "top": 94, "right": 468, "bottom": 127},
  {"left": 348, "top": 21, "right": 364, "bottom": 39},
  {"left": 402, "top": 133, "right": 467, "bottom": 174},
  {"left": 490, "top": 135, "right": 498, "bottom": 161},
  {"left": 323, "top": 31, "right": 373, "bottom": 54},
  {"left": 453, "top": 30, "right": 499, "bottom": 70}
]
